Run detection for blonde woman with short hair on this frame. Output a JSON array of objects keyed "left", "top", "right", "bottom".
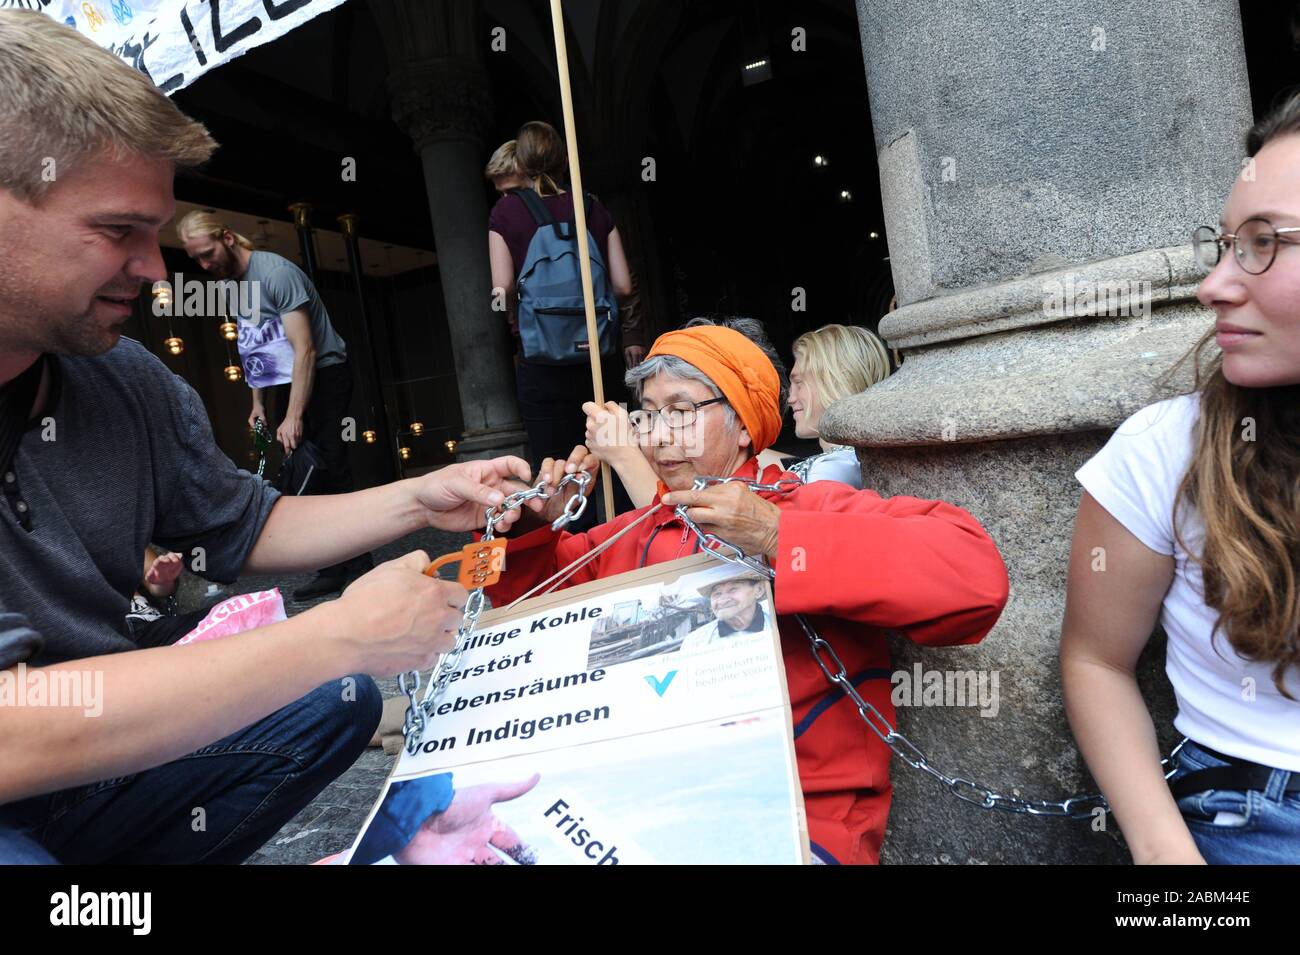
[{"left": 787, "top": 324, "right": 891, "bottom": 487}]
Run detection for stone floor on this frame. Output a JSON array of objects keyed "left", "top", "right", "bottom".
[{"left": 175, "top": 524, "right": 472, "bottom": 865}]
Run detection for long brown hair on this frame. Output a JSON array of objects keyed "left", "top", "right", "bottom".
[
  {"left": 1175, "top": 89, "right": 1300, "bottom": 698},
  {"left": 515, "top": 121, "right": 567, "bottom": 197}
]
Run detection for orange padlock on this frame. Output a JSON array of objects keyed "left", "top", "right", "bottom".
[{"left": 424, "top": 537, "right": 508, "bottom": 589}]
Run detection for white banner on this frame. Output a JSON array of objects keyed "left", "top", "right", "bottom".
[
  {"left": 345, "top": 554, "right": 809, "bottom": 865},
  {"left": 6, "top": 0, "right": 348, "bottom": 94}
]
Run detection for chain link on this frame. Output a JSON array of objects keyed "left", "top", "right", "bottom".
[
  {"left": 691, "top": 475, "right": 804, "bottom": 495},
  {"left": 673, "top": 473, "right": 1185, "bottom": 820},
  {"left": 400, "top": 470, "right": 592, "bottom": 755},
  {"left": 670, "top": 476, "right": 785, "bottom": 577}
]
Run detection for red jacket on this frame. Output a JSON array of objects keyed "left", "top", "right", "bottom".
[{"left": 483, "top": 457, "right": 1010, "bottom": 864}]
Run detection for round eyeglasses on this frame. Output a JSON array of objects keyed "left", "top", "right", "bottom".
[
  {"left": 627, "top": 396, "right": 727, "bottom": 434},
  {"left": 1192, "top": 217, "right": 1300, "bottom": 275}
]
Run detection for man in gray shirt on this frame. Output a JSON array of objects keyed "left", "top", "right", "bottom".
[
  {"left": 178, "top": 215, "right": 372, "bottom": 600},
  {"left": 0, "top": 11, "right": 541, "bottom": 864}
]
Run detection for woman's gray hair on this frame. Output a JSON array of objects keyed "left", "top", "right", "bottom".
[
  {"left": 625, "top": 354, "right": 738, "bottom": 430},
  {"left": 624, "top": 315, "right": 789, "bottom": 434}
]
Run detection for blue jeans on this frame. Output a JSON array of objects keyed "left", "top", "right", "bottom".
[
  {"left": 0, "top": 675, "right": 381, "bottom": 864},
  {"left": 1168, "top": 739, "right": 1300, "bottom": 865}
]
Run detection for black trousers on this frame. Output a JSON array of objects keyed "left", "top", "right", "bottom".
[
  {"left": 269, "top": 362, "right": 356, "bottom": 496},
  {"left": 269, "top": 362, "right": 372, "bottom": 577}
]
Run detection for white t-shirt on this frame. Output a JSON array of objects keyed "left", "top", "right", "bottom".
[
  {"left": 789, "top": 446, "right": 862, "bottom": 488},
  {"left": 1076, "top": 394, "right": 1300, "bottom": 770}
]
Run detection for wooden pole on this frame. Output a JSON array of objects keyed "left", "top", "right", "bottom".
[{"left": 548, "top": 0, "right": 617, "bottom": 521}]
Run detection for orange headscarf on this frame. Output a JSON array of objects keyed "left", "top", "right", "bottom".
[{"left": 645, "top": 325, "right": 782, "bottom": 453}]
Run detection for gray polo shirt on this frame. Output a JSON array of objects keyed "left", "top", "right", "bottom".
[
  {"left": 241, "top": 250, "right": 347, "bottom": 369},
  {"left": 0, "top": 339, "right": 280, "bottom": 665}
]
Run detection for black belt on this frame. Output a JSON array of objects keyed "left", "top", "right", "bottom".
[{"left": 1169, "top": 740, "right": 1300, "bottom": 799}]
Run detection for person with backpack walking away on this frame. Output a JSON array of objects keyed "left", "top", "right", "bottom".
[{"left": 487, "top": 122, "right": 637, "bottom": 526}]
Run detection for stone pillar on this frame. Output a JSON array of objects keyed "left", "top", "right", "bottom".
[
  {"left": 821, "top": 0, "right": 1253, "bottom": 862},
  {"left": 370, "top": 0, "right": 527, "bottom": 460}
]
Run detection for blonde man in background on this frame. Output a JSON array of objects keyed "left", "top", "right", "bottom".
[{"left": 176, "top": 209, "right": 373, "bottom": 600}]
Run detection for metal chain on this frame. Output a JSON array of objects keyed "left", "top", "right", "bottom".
[
  {"left": 697, "top": 475, "right": 804, "bottom": 495},
  {"left": 400, "top": 470, "right": 592, "bottom": 755},
  {"left": 673, "top": 474, "right": 1182, "bottom": 819}
]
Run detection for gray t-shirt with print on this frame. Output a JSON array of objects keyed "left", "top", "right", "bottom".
[
  {"left": 0, "top": 339, "right": 280, "bottom": 665},
  {"left": 239, "top": 251, "right": 347, "bottom": 384}
]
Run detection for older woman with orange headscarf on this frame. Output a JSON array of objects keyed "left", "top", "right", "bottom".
[
  {"left": 582, "top": 316, "right": 794, "bottom": 507},
  {"left": 497, "top": 322, "right": 1010, "bottom": 865}
]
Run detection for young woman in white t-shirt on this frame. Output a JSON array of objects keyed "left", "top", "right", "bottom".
[{"left": 1061, "top": 91, "right": 1300, "bottom": 865}]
